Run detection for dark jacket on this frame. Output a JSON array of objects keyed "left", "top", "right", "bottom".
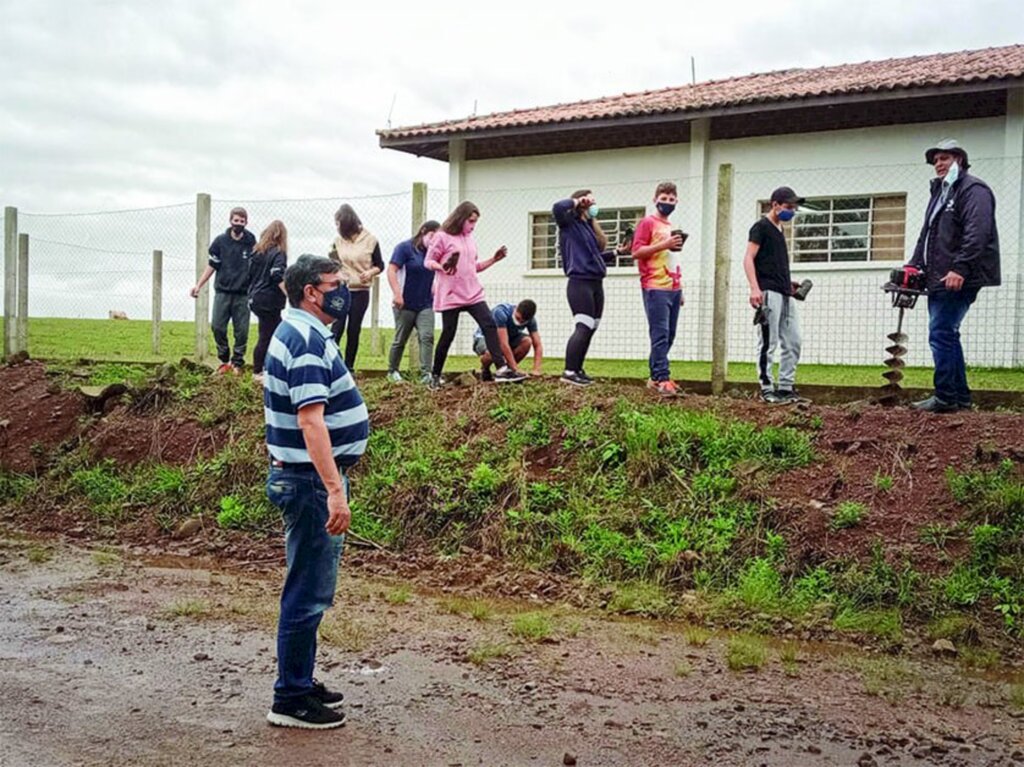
[
  {"left": 553, "top": 199, "right": 606, "bottom": 280},
  {"left": 248, "top": 246, "right": 287, "bottom": 314},
  {"left": 208, "top": 228, "right": 256, "bottom": 294},
  {"left": 909, "top": 172, "right": 1000, "bottom": 292}
]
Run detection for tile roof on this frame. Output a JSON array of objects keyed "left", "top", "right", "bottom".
[{"left": 379, "top": 45, "right": 1024, "bottom": 141}]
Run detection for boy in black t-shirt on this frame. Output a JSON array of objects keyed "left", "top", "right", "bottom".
[{"left": 742, "top": 187, "right": 805, "bottom": 403}]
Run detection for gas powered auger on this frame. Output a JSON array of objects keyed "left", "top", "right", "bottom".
[{"left": 879, "top": 266, "right": 927, "bottom": 404}]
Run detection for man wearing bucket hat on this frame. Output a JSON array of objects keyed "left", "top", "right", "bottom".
[{"left": 907, "top": 139, "right": 1000, "bottom": 413}]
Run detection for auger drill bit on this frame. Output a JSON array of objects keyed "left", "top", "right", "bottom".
[{"left": 879, "top": 306, "right": 909, "bottom": 405}]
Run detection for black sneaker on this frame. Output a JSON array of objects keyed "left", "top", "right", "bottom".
[
  {"left": 577, "top": 370, "right": 594, "bottom": 385},
  {"left": 560, "top": 371, "right": 592, "bottom": 387},
  {"left": 494, "top": 367, "right": 527, "bottom": 383},
  {"left": 480, "top": 367, "right": 494, "bottom": 382},
  {"left": 428, "top": 374, "right": 446, "bottom": 391},
  {"left": 311, "top": 679, "right": 344, "bottom": 709},
  {"left": 267, "top": 694, "right": 347, "bottom": 730},
  {"left": 775, "top": 388, "right": 808, "bottom": 404},
  {"left": 760, "top": 389, "right": 784, "bottom": 404}
]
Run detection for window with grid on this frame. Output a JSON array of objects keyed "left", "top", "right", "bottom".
[
  {"left": 759, "top": 194, "right": 907, "bottom": 263},
  {"left": 530, "top": 207, "right": 645, "bottom": 270}
]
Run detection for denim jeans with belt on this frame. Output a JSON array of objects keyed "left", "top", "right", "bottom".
[
  {"left": 927, "top": 286, "right": 979, "bottom": 405},
  {"left": 267, "top": 466, "right": 348, "bottom": 704}
]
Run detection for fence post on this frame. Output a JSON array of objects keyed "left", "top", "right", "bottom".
[
  {"left": 152, "top": 249, "right": 163, "bottom": 356},
  {"left": 711, "top": 164, "right": 733, "bottom": 396},
  {"left": 406, "top": 181, "right": 429, "bottom": 376},
  {"left": 3, "top": 206, "right": 16, "bottom": 358},
  {"left": 370, "top": 280, "right": 382, "bottom": 356},
  {"left": 16, "top": 233, "right": 28, "bottom": 355},
  {"left": 194, "top": 193, "right": 211, "bottom": 362}
]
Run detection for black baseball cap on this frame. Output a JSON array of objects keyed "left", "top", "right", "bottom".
[{"left": 770, "top": 186, "right": 805, "bottom": 205}]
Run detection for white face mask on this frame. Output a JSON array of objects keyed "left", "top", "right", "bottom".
[{"left": 944, "top": 161, "right": 960, "bottom": 186}]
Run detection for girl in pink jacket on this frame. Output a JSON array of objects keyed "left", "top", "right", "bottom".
[{"left": 425, "top": 201, "right": 526, "bottom": 388}]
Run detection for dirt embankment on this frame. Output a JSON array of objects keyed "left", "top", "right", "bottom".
[{"left": 1, "top": 359, "right": 1023, "bottom": 605}]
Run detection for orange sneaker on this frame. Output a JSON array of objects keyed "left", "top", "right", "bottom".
[
  {"left": 651, "top": 379, "right": 679, "bottom": 397},
  {"left": 216, "top": 363, "right": 232, "bottom": 375}
]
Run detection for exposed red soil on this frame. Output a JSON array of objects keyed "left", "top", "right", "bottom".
[
  {"left": 0, "top": 361, "right": 87, "bottom": 473},
  {"left": 87, "top": 409, "right": 226, "bottom": 467}
]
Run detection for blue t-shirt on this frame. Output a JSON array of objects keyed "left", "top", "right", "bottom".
[
  {"left": 473, "top": 303, "right": 539, "bottom": 343},
  {"left": 390, "top": 238, "right": 434, "bottom": 312}
]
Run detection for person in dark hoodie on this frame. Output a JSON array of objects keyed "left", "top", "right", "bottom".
[
  {"left": 248, "top": 220, "right": 288, "bottom": 383},
  {"left": 908, "top": 139, "right": 1001, "bottom": 413},
  {"left": 191, "top": 207, "right": 256, "bottom": 374},
  {"left": 551, "top": 190, "right": 630, "bottom": 387}
]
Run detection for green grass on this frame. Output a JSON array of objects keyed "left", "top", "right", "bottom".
[
  {"left": 467, "top": 641, "right": 512, "bottom": 665},
  {"left": 384, "top": 585, "right": 414, "bottom": 605},
  {"left": 725, "top": 634, "right": 769, "bottom": 671},
  {"left": 832, "top": 501, "right": 868, "bottom": 531},
  {"left": 9, "top": 317, "right": 1022, "bottom": 390},
  {"left": 163, "top": 598, "right": 210, "bottom": 618},
  {"left": 833, "top": 606, "right": 903, "bottom": 642},
  {"left": 509, "top": 612, "right": 553, "bottom": 641},
  {"left": 26, "top": 545, "right": 53, "bottom": 564}
]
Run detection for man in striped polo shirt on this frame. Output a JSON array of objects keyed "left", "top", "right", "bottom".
[{"left": 263, "top": 254, "right": 369, "bottom": 730}]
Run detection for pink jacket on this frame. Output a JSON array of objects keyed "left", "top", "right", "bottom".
[{"left": 425, "top": 230, "right": 487, "bottom": 311}]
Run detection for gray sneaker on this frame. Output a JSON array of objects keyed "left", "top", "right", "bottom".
[{"left": 385, "top": 371, "right": 403, "bottom": 384}]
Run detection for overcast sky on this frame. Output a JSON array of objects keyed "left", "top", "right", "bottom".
[{"left": 1, "top": 0, "right": 1019, "bottom": 213}]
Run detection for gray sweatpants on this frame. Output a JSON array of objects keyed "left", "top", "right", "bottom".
[
  {"left": 755, "top": 289, "right": 801, "bottom": 392},
  {"left": 211, "top": 291, "right": 251, "bottom": 367},
  {"left": 388, "top": 307, "right": 434, "bottom": 377}
]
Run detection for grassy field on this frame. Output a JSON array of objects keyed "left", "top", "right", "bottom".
[{"left": 5, "top": 317, "right": 1023, "bottom": 391}]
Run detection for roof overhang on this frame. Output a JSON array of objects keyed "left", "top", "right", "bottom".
[{"left": 379, "top": 79, "right": 1019, "bottom": 163}]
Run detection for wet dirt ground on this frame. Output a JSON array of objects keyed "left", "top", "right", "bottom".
[{"left": 1, "top": 534, "right": 1022, "bottom": 767}]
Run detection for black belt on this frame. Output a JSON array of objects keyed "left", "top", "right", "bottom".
[{"left": 270, "top": 458, "right": 349, "bottom": 473}]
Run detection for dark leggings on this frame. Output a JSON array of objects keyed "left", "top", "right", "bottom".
[
  {"left": 331, "top": 290, "right": 370, "bottom": 371},
  {"left": 252, "top": 310, "right": 283, "bottom": 374},
  {"left": 565, "top": 278, "right": 604, "bottom": 373},
  {"left": 433, "top": 302, "right": 505, "bottom": 376}
]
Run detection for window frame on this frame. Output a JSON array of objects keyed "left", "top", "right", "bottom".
[{"left": 528, "top": 206, "right": 646, "bottom": 271}]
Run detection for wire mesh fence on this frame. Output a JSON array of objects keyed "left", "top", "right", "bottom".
[{"left": 4, "top": 155, "right": 1022, "bottom": 372}]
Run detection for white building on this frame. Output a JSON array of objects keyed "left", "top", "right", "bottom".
[{"left": 380, "top": 46, "right": 1024, "bottom": 369}]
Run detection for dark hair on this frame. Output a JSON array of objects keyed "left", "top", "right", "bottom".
[
  {"left": 569, "top": 190, "right": 592, "bottom": 219},
  {"left": 515, "top": 299, "right": 537, "bottom": 323},
  {"left": 654, "top": 181, "right": 677, "bottom": 197},
  {"left": 414, "top": 220, "right": 441, "bottom": 250},
  {"left": 285, "top": 254, "right": 340, "bottom": 307},
  {"left": 441, "top": 201, "right": 480, "bottom": 235},
  {"left": 229, "top": 206, "right": 248, "bottom": 222},
  {"left": 334, "top": 204, "right": 363, "bottom": 240}
]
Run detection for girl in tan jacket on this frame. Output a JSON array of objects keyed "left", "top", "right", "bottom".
[{"left": 329, "top": 204, "right": 384, "bottom": 371}]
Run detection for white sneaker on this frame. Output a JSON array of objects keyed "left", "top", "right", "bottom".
[{"left": 386, "top": 371, "right": 403, "bottom": 383}]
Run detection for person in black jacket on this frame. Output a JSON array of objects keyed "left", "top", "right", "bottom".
[
  {"left": 248, "top": 220, "right": 288, "bottom": 382},
  {"left": 908, "top": 139, "right": 1001, "bottom": 413},
  {"left": 191, "top": 207, "right": 256, "bottom": 373}
]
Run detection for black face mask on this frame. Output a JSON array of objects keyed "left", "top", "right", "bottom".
[{"left": 231, "top": 224, "right": 245, "bottom": 235}]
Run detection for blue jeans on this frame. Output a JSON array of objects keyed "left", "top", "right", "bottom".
[
  {"left": 267, "top": 467, "right": 348, "bottom": 704},
  {"left": 642, "top": 289, "right": 682, "bottom": 382},
  {"left": 927, "top": 287, "right": 979, "bottom": 405}
]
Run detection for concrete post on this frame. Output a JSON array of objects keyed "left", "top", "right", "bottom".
[
  {"left": 152, "top": 249, "right": 163, "bottom": 356},
  {"left": 711, "top": 164, "right": 734, "bottom": 395},
  {"left": 16, "top": 233, "right": 28, "bottom": 354},
  {"left": 448, "top": 139, "right": 466, "bottom": 210},
  {"left": 406, "top": 181, "right": 429, "bottom": 376},
  {"left": 370, "top": 279, "right": 382, "bottom": 356},
  {"left": 1005, "top": 87, "right": 1024, "bottom": 366},
  {"left": 3, "top": 207, "right": 16, "bottom": 358},
  {"left": 194, "top": 193, "right": 211, "bottom": 362}
]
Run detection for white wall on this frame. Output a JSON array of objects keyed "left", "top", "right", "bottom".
[{"left": 451, "top": 114, "right": 1022, "bottom": 368}]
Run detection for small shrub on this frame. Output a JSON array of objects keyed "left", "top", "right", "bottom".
[
  {"left": 164, "top": 598, "right": 210, "bottom": 618},
  {"left": 215, "top": 494, "right": 275, "bottom": 530},
  {"left": 726, "top": 635, "right": 768, "bottom": 672},
  {"left": 831, "top": 501, "right": 867, "bottom": 530},
  {"left": 683, "top": 626, "right": 712, "bottom": 647},
  {"left": 736, "top": 557, "right": 782, "bottom": 611},
  {"left": 833, "top": 606, "right": 902, "bottom": 642},
  {"left": 468, "top": 463, "right": 501, "bottom": 498}
]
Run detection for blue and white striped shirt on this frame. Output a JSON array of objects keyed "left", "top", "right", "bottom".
[{"left": 263, "top": 308, "right": 369, "bottom": 466}]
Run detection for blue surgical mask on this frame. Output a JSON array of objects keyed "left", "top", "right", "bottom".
[
  {"left": 317, "top": 284, "right": 351, "bottom": 320},
  {"left": 944, "top": 161, "right": 960, "bottom": 186},
  {"left": 777, "top": 209, "right": 796, "bottom": 222},
  {"left": 587, "top": 204, "right": 600, "bottom": 218},
  {"left": 656, "top": 202, "right": 676, "bottom": 217}
]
